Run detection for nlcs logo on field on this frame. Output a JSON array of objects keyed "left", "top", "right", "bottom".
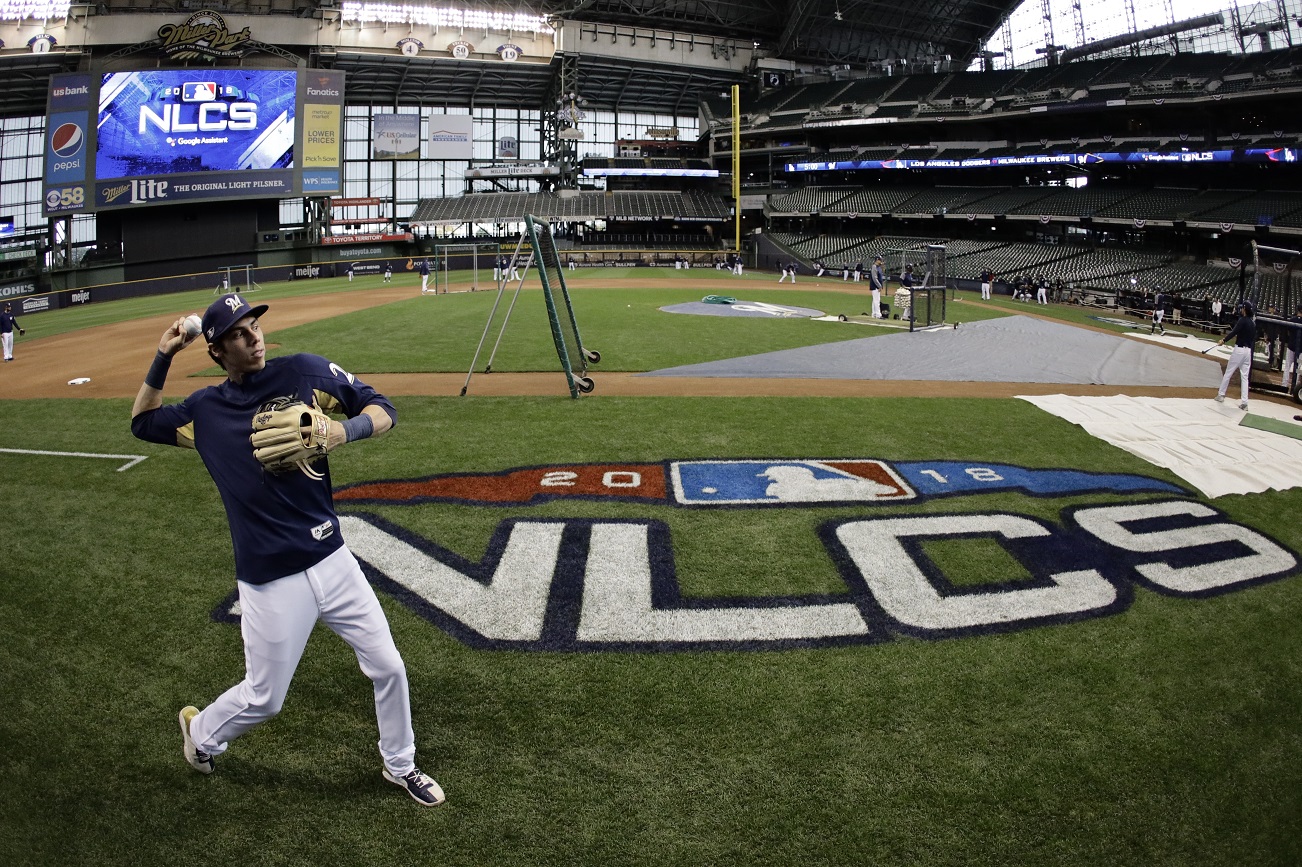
[{"left": 673, "top": 460, "right": 913, "bottom": 504}]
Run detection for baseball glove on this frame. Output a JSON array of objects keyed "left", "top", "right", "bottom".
[{"left": 250, "top": 398, "right": 333, "bottom": 473}]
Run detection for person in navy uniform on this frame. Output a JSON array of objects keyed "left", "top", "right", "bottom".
[
  {"left": 0, "top": 302, "right": 23, "bottom": 361},
  {"left": 1214, "top": 298, "right": 1258, "bottom": 410},
  {"left": 1284, "top": 302, "right": 1302, "bottom": 394},
  {"left": 869, "top": 257, "right": 886, "bottom": 318},
  {"left": 129, "top": 293, "right": 445, "bottom": 807},
  {"left": 383, "top": 261, "right": 393, "bottom": 283},
  {"left": 1150, "top": 288, "right": 1166, "bottom": 335},
  {"left": 419, "top": 257, "right": 432, "bottom": 294},
  {"left": 346, "top": 262, "right": 355, "bottom": 282}
]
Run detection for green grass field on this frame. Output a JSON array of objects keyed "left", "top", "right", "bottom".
[{"left": 2, "top": 272, "right": 1299, "bottom": 866}]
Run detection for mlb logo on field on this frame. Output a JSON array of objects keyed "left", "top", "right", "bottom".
[
  {"left": 671, "top": 459, "right": 915, "bottom": 505},
  {"left": 51, "top": 122, "right": 83, "bottom": 158}
]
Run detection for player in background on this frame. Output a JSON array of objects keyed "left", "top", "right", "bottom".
[
  {"left": 383, "top": 262, "right": 393, "bottom": 283},
  {"left": 979, "top": 267, "right": 993, "bottom": 301},
  {"left": 1036, "top": 276, "right": 1048, "bottom": 305},
  {"left": 1283, "top": 303, "right": 1302, "bottom": 394},
  {"left": 1214, "top": 298, "right": 1257, "bottom": 410},
  {"left": 869, "top": 257, "right": 886, "bottom": 318},
  {"left": 778, "top": 261, "right": 791, "bottom": 283},
  {"left": 129, "top": 293, "right": 445, "bottom": 807},
  {"left": 0, "top": 302, "right": 24, "bottom": 361},
  {"left": 419, "top": 257, "right": 432, "bottom": 294},
  {"left": 346, "top": 262, "right": 355, "bottom": 282},
  {"left": 1150, "top": 287, "right": 1166, "bottom": 335}
]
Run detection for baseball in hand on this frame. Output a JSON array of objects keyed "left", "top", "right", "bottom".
[{"left": 183, "top": 314, "right": 203, "bottom": 338}]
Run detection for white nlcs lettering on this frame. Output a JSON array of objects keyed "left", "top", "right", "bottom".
[
  {"left": 1073, "top": 501, "right": 1296, "bottom": 594},
  {"left": 337, "top": 502, "right": 1297, "bottom": 650},
  {"left": 139, "top": 102, "right": 257, "bottom": 134},
  {"left": 836, "top": 514, "right": 1115, "bottom": 631}
]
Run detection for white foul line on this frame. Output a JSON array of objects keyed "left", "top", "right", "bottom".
[{"left": 0, "top": 448, "right": 149, "bottom": 472}]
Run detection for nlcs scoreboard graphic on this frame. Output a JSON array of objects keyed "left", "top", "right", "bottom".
[{"left": 42, "top": 69, "right": 345, "bottom": 215}]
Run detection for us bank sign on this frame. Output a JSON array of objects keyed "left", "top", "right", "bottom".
[{"left": 215, "top": 458, "right": 1298, "bottom": 650}]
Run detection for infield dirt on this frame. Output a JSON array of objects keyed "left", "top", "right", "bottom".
[{"left": 0, "top": 276, "right": 1244, "bottom": 403}]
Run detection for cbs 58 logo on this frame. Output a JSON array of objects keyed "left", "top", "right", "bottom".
[{"left": 45, "top": 186, "right": 85, "bottom": 210}]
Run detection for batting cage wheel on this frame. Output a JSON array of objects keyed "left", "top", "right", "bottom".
[
  {"left": 575, "top": 376, "right": 595, "bottom": 394},
  {"left": 584, "top": 349, "right": 602, "bottom": 364}
]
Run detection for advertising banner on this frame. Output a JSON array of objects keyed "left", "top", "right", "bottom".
[
  {"left": 428, "top": 115, "right": 473, "bottom": 161},
  {"left": 374, "top": 113, "right": 421, "bottom": 159},
  {"left": 44, "top": 68, "right": 346, "bottom": 214}
]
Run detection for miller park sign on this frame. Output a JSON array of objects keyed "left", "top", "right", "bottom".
[{"left": 157, "top": 11, "right": 254, "bottom": 61}]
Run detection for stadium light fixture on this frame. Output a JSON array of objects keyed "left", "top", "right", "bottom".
[
  {"left": 338, "top": 2, "right": 554, "bottom": 35},
  {"left": 0, "top": 0, "right": 71, "bottom": 20}
]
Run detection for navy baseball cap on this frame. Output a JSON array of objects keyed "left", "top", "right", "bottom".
[{"left": 202, "top": 293, "right": 268, "bottom": 344}]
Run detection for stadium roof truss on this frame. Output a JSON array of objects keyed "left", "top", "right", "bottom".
[
  {"left": 0, "top": 0, "right": 1022, "bottom": 118},
  {"left": 538, "top": 0, "right": 1018, "bottom": 66}
]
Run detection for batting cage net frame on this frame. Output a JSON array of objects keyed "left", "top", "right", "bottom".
[
  {"left": 1243, "top": 241, "right": 1300, "bottom": 315},
  {"left": 525, "top": 214, "right": 599, "bottom": 397},
  {"left": 213, "top": 264, "right": 260, "bottom": 294},
  {"left": 459, "top": 216, "right": 600, "bottom": 399},
  {"left": 891, "top": 244, "right": 947, "bottom": 331},
  {"left": 428, "top": 242, "right": 499, "bottom": 294}
]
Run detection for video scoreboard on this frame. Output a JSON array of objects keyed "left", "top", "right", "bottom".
[{"left": 43, "top": 68, "right": 345, "bottom": 216}]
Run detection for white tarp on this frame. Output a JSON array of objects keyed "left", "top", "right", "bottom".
[{"left": 1019, "top": 394, "right": 1302, "bottom": 498}]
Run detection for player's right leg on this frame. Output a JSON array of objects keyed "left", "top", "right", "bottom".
[{"left": 183, "top": 576, "right": 318, "bottom": 770}]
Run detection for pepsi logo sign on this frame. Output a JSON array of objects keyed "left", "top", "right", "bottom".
[{"left": 51, "top": 123, "right": 84, "bottom": 158}]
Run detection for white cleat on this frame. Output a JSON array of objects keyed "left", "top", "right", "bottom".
[
  {"left": 383, "top": 768, "right": 446, "bottom": 807},
  {"left": 178, "top": 706, "right": 214, "bottom": 774}
]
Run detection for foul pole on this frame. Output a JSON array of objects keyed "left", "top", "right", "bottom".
[{"left": 732, "top": 84, "right": 741, "bottom": 255}]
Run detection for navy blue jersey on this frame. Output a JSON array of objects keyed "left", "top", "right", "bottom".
[
  {"left": 132, "top": 353, "right": 396, "bottom": 585},
  {"left": 1225, "top": 315, "right": 1257, "bottom": 348},
  {"left": 0, "top": 311, "right": 17, "bottom": 334}
]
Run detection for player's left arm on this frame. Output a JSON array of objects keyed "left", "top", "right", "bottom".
[{"left": 303, "top": 355, "right": 396, "bottom": 452}]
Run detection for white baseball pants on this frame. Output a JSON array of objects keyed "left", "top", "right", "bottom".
[
  {"left": 2, "top": 332, "right": 12, "bottom": 360},
  {"left": 1217, "top": 346, "right": 1254, "bottom": 403},
  {"left": 189, "top": 545, "right": 417, "bottom": 776},
  {"left": 980, "top": 282, "right": 991, "bottom": 300},
  {"left": 1284, "top": 347, "right": 1298, "bottom": 391},
  {"left": 871, "top": 289, "right": 881, "bottom": 318}
]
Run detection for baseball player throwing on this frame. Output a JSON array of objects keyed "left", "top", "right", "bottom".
[{"left": 130, "top": 293, "right": 444, "bottom": 807}]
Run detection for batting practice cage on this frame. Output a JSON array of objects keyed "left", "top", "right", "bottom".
[
  {"left": 460, "top": 215, "right": 599, "bottom": 398},
  {"left": 429, "top": 242, "right": 499, "bottom": 294},
  {"left": 893, "top": 244, "right": 947, "bottom": 331},
  {"left": 1242, "top": 241, "right": 1300, "bottom": 314}
]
